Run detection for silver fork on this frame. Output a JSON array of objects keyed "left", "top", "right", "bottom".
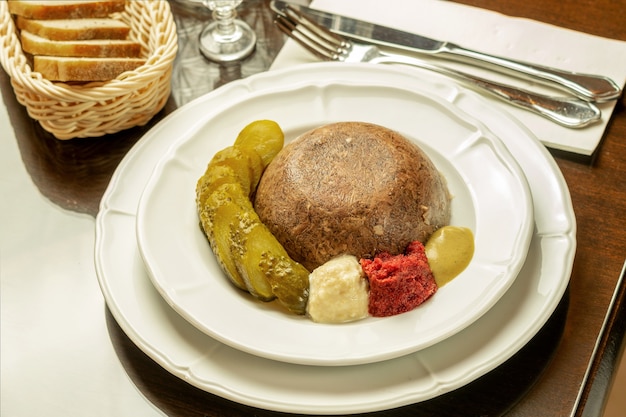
[{"left": 275, "top": 6, "right": 601, "bottom": 129}]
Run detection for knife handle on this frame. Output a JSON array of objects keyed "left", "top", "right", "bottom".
[
  {"left": 467, "top": 73, "right": 602, "bottom": 128},
  {"left": 373, "top": 54, "right": 601, "bottom": 128},
  {"left": 443, "top": 43, "right": 622, "bottom": 102}
]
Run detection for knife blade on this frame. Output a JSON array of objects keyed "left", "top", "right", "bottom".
[{"left": 271, "top": 0, "right": 621, "bottom": 102}]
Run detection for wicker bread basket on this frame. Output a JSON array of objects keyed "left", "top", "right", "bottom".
[{"left": 0, "top": 0, "right": 178, "bottom": 139}]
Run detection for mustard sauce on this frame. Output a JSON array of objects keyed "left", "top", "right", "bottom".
[{"left": 425, "top": 226, "right": 474, "bottom": 287}]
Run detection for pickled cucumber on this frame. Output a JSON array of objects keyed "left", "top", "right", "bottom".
[
  {"left": 238, "top": 221, "right": 309, "bottom": 314},
  {"left": 234, "top": 119, "right": 284, "bottom": 167},
  {"left": 233, "top": 222, "right": 280, "bottom": 301},
  {"left": 258, "top": 246, "right": 310, "bottom": 315},
  {"left": 196, "top": 120, "right": 309, "bottom": 314},
  {"left": 198, "top": 183, "right": 250, "bottom": 291},
  {"left": 197, "top": 146, "right": 264, "bottom": 200}
]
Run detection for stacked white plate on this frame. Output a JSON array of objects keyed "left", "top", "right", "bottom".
[{"left": 95, "top": 63, "right": 575, "bottom": 414}]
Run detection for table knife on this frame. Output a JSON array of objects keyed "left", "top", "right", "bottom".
[{"left": 271, "top": 0, "right": 621, "bottom": 102}]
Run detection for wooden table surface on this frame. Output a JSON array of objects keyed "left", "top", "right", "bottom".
[{"left": 2, "top": 1, "right": 625, "bottom": 416}]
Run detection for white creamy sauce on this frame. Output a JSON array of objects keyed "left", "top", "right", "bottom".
[{"left": 306, "top": 254, "right": 370, "bottom": 323}]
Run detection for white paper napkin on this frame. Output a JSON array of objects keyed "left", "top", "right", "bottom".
[{"left": 270, "top": 0, "right": 626, "bottom": 160}]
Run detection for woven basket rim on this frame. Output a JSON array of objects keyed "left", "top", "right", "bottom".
[
  {"left": 0, "top": 0, "right": 178, "bottom": 139},
  {"left": 0, "top": 0, "right": 178, "bottom": 101}
]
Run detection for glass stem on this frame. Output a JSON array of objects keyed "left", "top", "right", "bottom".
[{"left": 213, "top": 7, "right": 237, "bottom": 37}]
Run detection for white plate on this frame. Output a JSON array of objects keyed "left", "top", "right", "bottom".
[
  {"left": 135, "top": 76, "right": 534, "bottom": 366},
  {"left": 95, "top": 63, "right": 575, "bottom": 414}
]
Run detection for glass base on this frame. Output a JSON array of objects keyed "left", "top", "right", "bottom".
[{"left": 199, "top": 19, "right": 257, "bottom": 62}]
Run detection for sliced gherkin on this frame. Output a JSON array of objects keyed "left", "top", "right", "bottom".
[
  {"left": 257, "top": 239, "right": 310, "bottom": 315},
  {"left": 233, "top": 119, "right": 284, "bottom": 167},
  {"left": 197, "top": 146, "right": 264, "bottom": 200},
  {"left": 195, "top": 120, "right": 310, "bottom": 314},
  {"left": 198, "top": 183, "right": 249, "bottom": 291},
  {"left": 196, "top": 164, "right": 236, "bottom": 209},
  {"left": 233, "top": 221, "right": 279, "bottom": 301}
]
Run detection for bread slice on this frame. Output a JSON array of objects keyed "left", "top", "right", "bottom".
[
  {"left": 34, "top": 56, "right": 146, "bottom": 81},
  {"left": 21, "top": 30, "right": 141, "bottom": 58},
  {"left": 8, "top": 0, "right": 126, "bottom": 20},
  {"left": 16, "top": 16, "right": 131, "bottom": 41}
]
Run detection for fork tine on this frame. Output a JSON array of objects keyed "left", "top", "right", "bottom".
[
  {"left": 275, "top": 6, "right": 351, "bottom": 61},
  {"left": 283, "top": 5, "right": 351, "bottom": 50},
  {"left": 275, "top": 15, "right": 337, "bottom": 61}
]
